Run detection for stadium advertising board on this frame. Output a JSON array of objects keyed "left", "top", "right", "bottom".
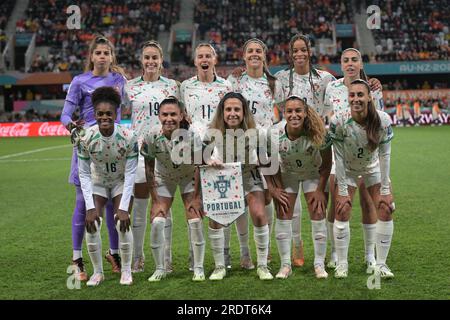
[{"left": 0, "top": 121, "right": 70, "bottom": 137}]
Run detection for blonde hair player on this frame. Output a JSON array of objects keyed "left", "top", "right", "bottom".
[
  {"left": 180, "top": 43, "right": 232, "bottom": 270},
  {"left": 265, "top": 96, "right": 332, "bottom": 279},
  {"left": 330, "top": 79, "right": 395, "bottom": 279},
  {"left": 124, "top": 40, "right": 180, "bottom": 274},
  {"left": 323, "top": 48, "right": 383, "bottom": 272},
  {"left": 225, "top": 38, "right": 280, "bottom": 270}
]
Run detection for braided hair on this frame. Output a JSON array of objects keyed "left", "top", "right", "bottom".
[{"left": 288, "top": 34, "right": 321, "bottom": 105}]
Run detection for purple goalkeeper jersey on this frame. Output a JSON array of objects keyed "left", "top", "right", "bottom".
[{"left": 61, "top": 71, "right": 127, "bottom": 185}]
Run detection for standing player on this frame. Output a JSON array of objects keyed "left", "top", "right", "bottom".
[
  {"left": 431, "top": 99, "right": 443, "bottom": 126},
  {"left": 77, "top": 86, "right": 137, "bottom": 286},
  {"left": 140, "top": 97, "right": 204, "bottom": 282},
  {"left": 124, "top": 40, "right": 180, "bottom": 274},
  {"left": 206, "top": 92, "right": 273, "bottom": 281},
  {"left": 265, "top": 96, "right": 332, "bottom": 279},
  {"left": 330, "top": 79, "right": 395, "bottom": 279},
  {"left": 61, "top": 35, "right": 127, "bottom": 280},
  {"left": 274, "top": 34, "right": 336, "bottom": 268},
  {"left": 225, "top": 38, "right": 279, "bottom": 270},
  {"left": 323, "top": 48, "right": 383, "bottom": 272},
  {"left": 180, "top": 43, "right": 232, "bottom": 270},
  {"left": 413, "top": 98, "right": 421, "bottom": 126}
]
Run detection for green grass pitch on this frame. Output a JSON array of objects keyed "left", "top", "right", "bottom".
[{"left": 0, "top": 126, "right": 449, "bottom": 300}]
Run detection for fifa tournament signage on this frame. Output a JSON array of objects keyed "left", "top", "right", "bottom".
[{"left": 199, "top": 162, "right": 245, "bottom": 226}]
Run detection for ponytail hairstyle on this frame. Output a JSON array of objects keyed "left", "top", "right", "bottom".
[
  {"left": 85, "top": 34, "right": 126, "bottom": 77},
  {"left": 140, "top": 40, "right": 164, "bottom": 75},
  {"left": 350, "top": 79, "right": 381, "bottom": 151},
  {"left": 209, "top": 92, "right": 256, "bottom": 134},
  {"left": 341, "top": 48, "right": 369, "bottom": 81},
  {"left": 288, "top": 34, "right": 321, "bottom": 103},
  {"left": 242, "top": 38, "right": 277, "bottom": 97},
  {"left": 285, "top": 95, "right": 326, "bottom": 146},
  {"left": 194, "top": 43, "right": 218, "bottom": 77}
]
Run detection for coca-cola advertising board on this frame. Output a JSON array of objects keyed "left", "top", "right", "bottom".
[{"left": 0, "top": 122, "right": 70, "bottom": 137}]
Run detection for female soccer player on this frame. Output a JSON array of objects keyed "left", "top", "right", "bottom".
[
  {"left": 77, "top": 86, "right": 138, "bottom": 286},
  {"left": 324, "top": 48, "right": 383, "bottom": 272},
  {"left": 180, "top": 43, "right": 233, "bottom": 138},
  {"left": 180, "top": 43, "right": 232, "bottom": 270},
  {"left": 274, "top": 34, "right": 336, "bottom": 268},
  {"left": 225, "top": 38, "right": 279, "bottom": 270},
  {"left": 205, "top": 92, "right": 273, "bottom": 281},
  {"left": 124, "top": 40, "right": 180, "bottom": 273},
  {"left": 140, "top": 97, "right": 204, "bottom": 282},
  {"left": 330, "top": 79, "right": 395, "bottom": 279},
  {"left": 265, "top": 96, "right": 332, "bottom": 279},
  {"left": 61, "top": 35, "right": 127, "bottom": 280}
]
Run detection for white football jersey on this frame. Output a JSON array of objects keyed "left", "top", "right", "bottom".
[
  {"left": 124, "top": 76, "right": 179, "bottom": 144},
  {"left": 324, "top": 78, "right": 384, "bottom": 114},
  {"left": 228, "top": 73, "right": 275, "bottom": 129},
  {"left": 267, "top": 124, "right": 332, "bottom": 180},
  {"left": 330, "top": 109, "right": 393, "bottom": 175},
  {"left": 78, "top": 124, "right": 138, "bottom": 187},
  {"left": 140, "top": 127, "right": 202, "bottom": 180},
  {"left": 274, "top": 68, "right": 336, "bottom": 117},
  {"left": 180, "top": 75, "right": 232, "bottom": 136}
]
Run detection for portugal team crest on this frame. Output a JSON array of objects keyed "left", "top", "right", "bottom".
[
  {"left": 214, "top": 175, "right": 231, "bottom": 199},
  {"left": 200, "top": 163, "right": 245, "bottom": 226}
]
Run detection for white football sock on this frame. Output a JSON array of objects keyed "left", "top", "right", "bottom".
[
  {"left": 334, "top": 220, "right": 350, "bottom": 266},
  {"left": 275, "top": 219, "right": 292, "bottom": 267},
  {"left": 116, "top": 220, "right": 134, "bottom": 272},
  {"left": 73, "top": 250, "right": 82, "bottom": 261},
  {"left": 376, "top": 220, "right": 394, "bottom": 265},
  {"left": 327, "top": 221, "right": 336, "bottom": 258},
  {"left": 223, "top": 225, "right": 231, "bottom": 251},
  {"left": 253, "top": 225, "right": 269, "bottom": 267},
  {"left": 292, "top": 196, "right": 303, "bottom": 247},
  {"left": 362, "top": 223, "right": 376, "bottom": 261},
  {"left": 86, "top": 219, "right": 103, "bottom": 274},
  {"left": 188, "top": 218, "right": 205, "bottom": 270},
  {"left": 208, "top": 227, "right": 225, "bottom": 268},
  {"left": 150, "top": 217, "right": 166, "bottom": 270},
  {"left": 235, "top": 209, "right": 250, "bottom": 257},
  {"left": 265, "top": 202, "right": 274, "bottom": 246},
  {"left": 311, "top": 219, "right": 327, "bottom": 266},
  {"left": 164, "top": 210, "right": 173, "bottom": 266},
  {"left": 132, "top": 198, "right": 148, "bottom": 259}
]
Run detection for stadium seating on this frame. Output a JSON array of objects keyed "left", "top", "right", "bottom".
[
  {"left": 18, "top": 0, "right": 180, "bottom": 72},
  {"left": 194, "top": 0, "right": 353, "bottom": 65},
  {"left": 371, "top": 0, "right": 449, "bottom": 61}
]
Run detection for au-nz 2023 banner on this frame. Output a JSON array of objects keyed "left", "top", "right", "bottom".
[{"left": 200, "top": 162, "right": 245, "bottom": 226}]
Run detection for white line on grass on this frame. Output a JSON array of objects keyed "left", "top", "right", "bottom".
[
  {"left": 0, "top": 158, "right": 71, "bottom": 163},
  {"left": 0, "top": 144, "right": 72, "bottom": 160}
]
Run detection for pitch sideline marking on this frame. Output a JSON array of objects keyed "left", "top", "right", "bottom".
[{"left": 0, "top": 144, "right": 72, "bottom": 160}]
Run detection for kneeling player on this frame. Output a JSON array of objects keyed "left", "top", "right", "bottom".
[{"left": 78, "top": 86, "right": 138, "bottom": 286}]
